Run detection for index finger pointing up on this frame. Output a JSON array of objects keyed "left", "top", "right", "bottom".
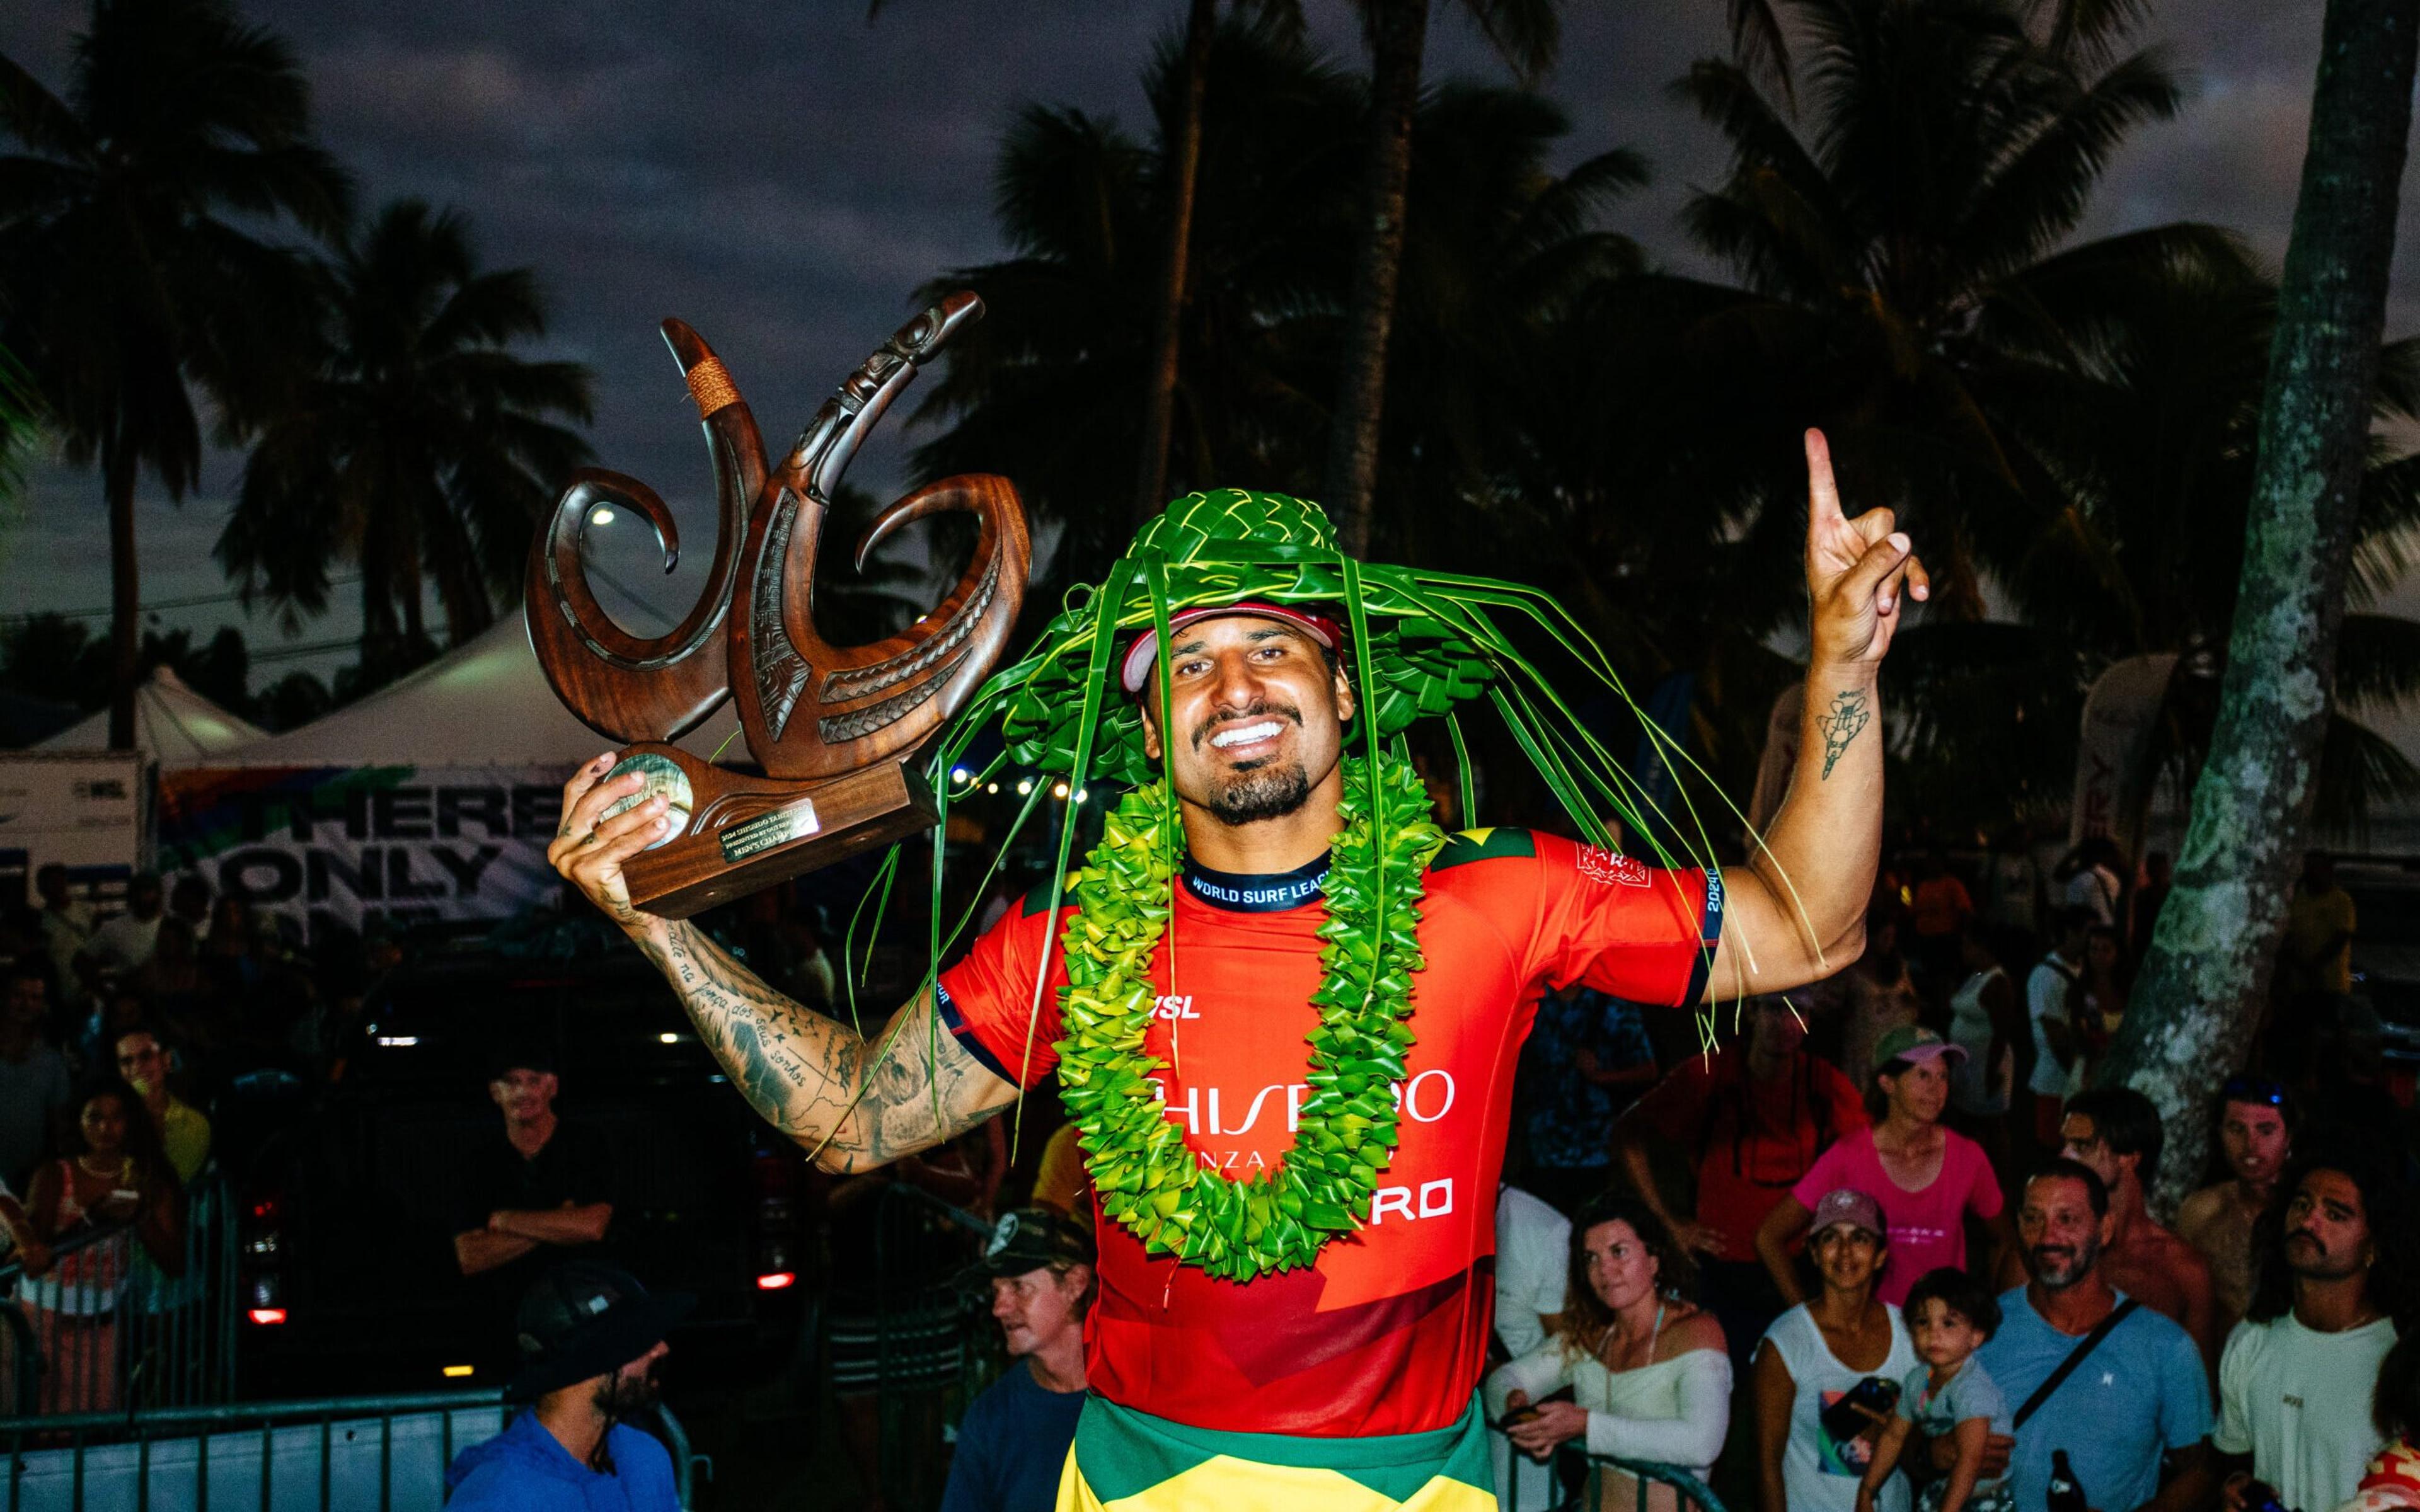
[{"left": 1806, "top": 427, "right": 1844, "bottom": 528}]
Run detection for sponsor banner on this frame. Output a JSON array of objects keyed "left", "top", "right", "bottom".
[
  {"left": 0, "top": 752, "right": 152, "bottom": 902},
  {"left": 158, "top": 765, "right": 568, "bottom": 942}
]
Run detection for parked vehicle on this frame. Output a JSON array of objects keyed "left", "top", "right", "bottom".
[{"left": 231, "top": 943, "right": 807, "bottom": 1396}]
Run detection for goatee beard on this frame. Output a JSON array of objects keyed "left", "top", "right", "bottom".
[
  {"left": 595, "top": 1373, "right": 661, "bottom": 1417},
  {"left": 1206, "top": 762, "right": 1311, "bottom": 825},
  {"left": 2029, "top": 1239, "right": 2099, "bottom": 1290}
]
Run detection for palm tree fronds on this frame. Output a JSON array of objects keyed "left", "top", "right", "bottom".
[
  {"left": 2335, "top": 613, "right": 2420, "bottom": 713},
  {"left": 1451, "top": 0, "right": 1560, "bottom": 83}
]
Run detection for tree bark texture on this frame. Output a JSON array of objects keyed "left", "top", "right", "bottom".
[
  {"left": 1322, "top": 0, "right": 1429, "bottom": 558},
  {"left": 1134, "top": 0, "right": 1220, "bottom": 525},
  {"left": 105, "top": 443, "right": 139, "bottom": 752},
  {"left": 2103, "top": 0, "right": 2419, "bottom": 1217}
]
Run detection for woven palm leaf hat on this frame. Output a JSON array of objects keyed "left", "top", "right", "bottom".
[
  {"left": 998, "top": 489, "right": 1497, "bottom": 789},
  {"left": 831, "top": 488, "right": 1739, "bottom": 1005}
]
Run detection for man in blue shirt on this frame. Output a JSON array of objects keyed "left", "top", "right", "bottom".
[
  {"left": 942, "top": 1207, "right": 1094, "bottom": 1512},
  {"left": 446, "top": 1261, "right": 691, "bottom": 1510},
  {"left": 1972, "top": 1161, "right": 2212, "bottom": 1512}
]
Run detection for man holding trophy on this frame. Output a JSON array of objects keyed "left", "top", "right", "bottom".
[{"left": 538, "top": 295, "right": 1922, "bottom": 1511}]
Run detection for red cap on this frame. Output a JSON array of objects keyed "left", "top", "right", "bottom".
[{"left": 1119, "top": 601, "right": 1344, "bottom": 694}]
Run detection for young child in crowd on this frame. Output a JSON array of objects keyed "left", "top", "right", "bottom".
[{"left": 1855, "top": 1268, "right": 2012, "bottom": 1512}]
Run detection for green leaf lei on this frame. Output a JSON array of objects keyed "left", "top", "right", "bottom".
[{"left": 1052, "top": 752, "right": 1445, "bottom": 1280}]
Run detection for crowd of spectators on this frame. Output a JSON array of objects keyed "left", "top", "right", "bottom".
[
  {"left": 5, "top": 833, "right": 2417, "bottom": 1512},
  {"left": 0, "top": 861, "right": 371, "bottom": 1411},
  {"left": 1477, "top": 837, "right": 2420, "bottom": 1512}
]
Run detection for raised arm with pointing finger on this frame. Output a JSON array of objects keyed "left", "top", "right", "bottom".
[{"left": 546, "top": 466, "right": 1922, "bottom": 1492}]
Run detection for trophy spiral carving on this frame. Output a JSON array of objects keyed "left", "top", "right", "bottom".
[{"left": 526, "top": 292, "right": 1031, "bottom": 781}]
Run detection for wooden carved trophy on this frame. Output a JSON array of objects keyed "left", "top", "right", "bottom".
[{"left": 525, "top": 292, "right": 1030, "bottom": 917}]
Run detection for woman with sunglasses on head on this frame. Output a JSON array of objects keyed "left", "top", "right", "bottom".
[
  {"left": 1756, "top": 1028, "right": 2012, "bottom": 1310},
  {"left": 2176, "top": 1076, "right": 2297, "bottom": 1345},
  {"left": 1486, "top": 1194, "right": 1730, "bottom": 1512}
]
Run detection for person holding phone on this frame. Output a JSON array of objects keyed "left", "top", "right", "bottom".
[
  {"left": 1485, "top": 1195, "right": 1729, "bottom": 1512},
  {"left": 16, "top": 1079, "right": 183, "bottom": 1412},
  {"left": 1753, "top": 1188, "right": 1920, "bottom": 1512}
]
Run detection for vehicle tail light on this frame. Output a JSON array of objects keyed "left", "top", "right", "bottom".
[
  {"left": 248, "top": 1308, "right": 288, "bottom": 1326},
  {"left": 756, "top": 1272, "right": 795, "bottom": 1291}
]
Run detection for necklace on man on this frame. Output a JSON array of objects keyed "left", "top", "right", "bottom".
[{"left": 1056, "top": 752, "right": 1443, "bottom": 1281}]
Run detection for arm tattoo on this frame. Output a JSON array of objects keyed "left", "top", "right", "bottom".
[
  {"left": 1817, "top": 689, "right": 1871, "bottom": 779},
  {"left": 633, "top": 922, "right": 1011, "bottom": 1171}
]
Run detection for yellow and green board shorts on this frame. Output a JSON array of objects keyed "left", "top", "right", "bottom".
[{"left": 1056, "top": 1393, "right": 1497, "bottom": 1511}]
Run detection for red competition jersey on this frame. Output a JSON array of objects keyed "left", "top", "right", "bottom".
[{"left": 937, "top": 828, "right": 1722, "bottom": 1438}]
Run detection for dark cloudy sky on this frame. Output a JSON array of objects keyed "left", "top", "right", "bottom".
[{"left": 0, "top": 0, "right": 2402, "bottom": 694}]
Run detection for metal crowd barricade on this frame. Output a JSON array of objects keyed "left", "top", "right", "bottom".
[
  {"left": 0, "top": 1170, "right": 238, "bottom": 1418},
  {"left": 0, "top": 1389, "right": 699, "bottom": 1511},
  {"left": 850, "top": 1183, "right": 999, "bottom": 1511},
  {"left": 1506, "top": 1450, "right": 1730, "bottom": 1512}
]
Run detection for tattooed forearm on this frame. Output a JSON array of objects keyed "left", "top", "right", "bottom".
[
  {"left": 635, "top": 922, "right": 1014, "bottom": 1172},
  {"left": 1817, "top": 689, "right": 1871, "bottom": 779}
]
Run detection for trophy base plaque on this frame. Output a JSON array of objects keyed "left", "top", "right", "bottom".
[{"left": 597, "top": 743, "right": 938, "bottom": 920}]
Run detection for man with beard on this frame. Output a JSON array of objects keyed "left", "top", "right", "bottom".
[
  {"left": 2215, "top": 1155, "right": 2408, "bottom": 1512},
  {"left": 444, "top": 1261, "right": 689, "bottom": 1510},
  {"left": 1972, "top": 1162, "right": 2211, "bottom": 1512},
  {"left": 551, "top": 454, "right": 1921, "bottom": 1510},
  {"left": 2177, "top": 1078, "right": 2296, "bottom": 1344}
]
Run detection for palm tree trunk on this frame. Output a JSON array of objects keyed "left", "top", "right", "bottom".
[
  {"left": 2102, "top": 0, "right": 2418, "bottom": 1217},
  {"left": 105, "top": 442, "right": 140, "bottom": 751},
  {"left": 1134, "top": 0, "right": 1221, "bottom": 525},
  {"left": 1322, "top": 0, "right": 1429, "bottom": 558}
]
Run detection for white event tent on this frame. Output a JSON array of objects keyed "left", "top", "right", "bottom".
[
  {"left": 38, "top": 666, "right": 267, "bottom": 765},
  {"left": 219, "top": 615, "right": 739, "bottom": 767}
]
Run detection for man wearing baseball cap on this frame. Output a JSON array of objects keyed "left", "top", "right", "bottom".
[
  {"left": 943, "top": 1208, "right": 1096, "bottom": 1512},
  {"left": 444, "top": 1261, "right": 693, "bottom": 1509},
  {"left": 454, "top": 1044, "right": 617, "bottom": 1374},
  {"left": 1760, "top": 1025, "right": 2012, "bottom": 1307}
]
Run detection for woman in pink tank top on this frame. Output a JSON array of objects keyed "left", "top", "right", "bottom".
[{"left": 1754, "top": 1026, "right": 2013, "bottom": 1306}]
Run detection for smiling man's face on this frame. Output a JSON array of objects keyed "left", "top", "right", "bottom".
[{"left": 1138, "top": 614, "right": 1355, "bottom": 830}]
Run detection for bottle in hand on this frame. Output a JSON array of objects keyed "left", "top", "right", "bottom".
[{"left": 2046, "top": 1450, "right": 2089, "bottom": 1512}]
